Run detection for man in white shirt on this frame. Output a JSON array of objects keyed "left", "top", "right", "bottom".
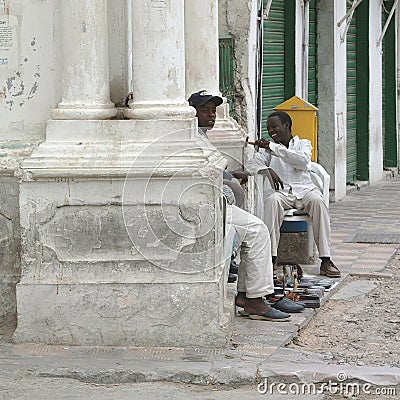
[
  {"left": 187, "top": 90, "right": 295, "bottom": 320},
  {"left": 246, "top": 111, "right": 340, "bottom": 278}
]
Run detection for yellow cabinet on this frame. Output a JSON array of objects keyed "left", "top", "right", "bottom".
[{"left": 274, "top": 96, "right": 318, "bottom": 161}]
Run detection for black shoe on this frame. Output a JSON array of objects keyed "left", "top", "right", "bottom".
[
  {"left": 229, "top": 260, "right": 239, "bottom": 275},
  {"left": 228, "top": 273, "right": 237, "bottom": 283}
]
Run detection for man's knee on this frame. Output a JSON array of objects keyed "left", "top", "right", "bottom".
[{"left": 264, "top": 192, "right": 281, "bottom": 207}]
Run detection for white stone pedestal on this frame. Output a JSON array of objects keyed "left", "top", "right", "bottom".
[
  {"left": 208, "top": 101, "right": 248, "bottom": 171},
  {"left": 14, "top": 120, "right": 233, "bottom": 347}
]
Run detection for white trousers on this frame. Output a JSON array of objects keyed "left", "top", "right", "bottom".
[
  {"left": 226, "top": 205, "right": 274, "bottom": 298},
  {"left": 263, "top": 188, "right": 331, "bottom": 258}
]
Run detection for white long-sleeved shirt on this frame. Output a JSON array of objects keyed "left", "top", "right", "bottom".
[{"left": 245, "top": 136, "right": 317, "bottom": 199}]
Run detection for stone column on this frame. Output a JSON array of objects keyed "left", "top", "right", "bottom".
[
  {"left": 52, "top": 0, "right": 116, "bottom": 120},
  {"left": 184, "top": 0, "right": 247, "bottom": 171},
  {"left": 317, "top": 0, "right": 347, "bottom": 201},
  {"left": 124, "top": 0, "right": 193, "bottom": 120},
  {"left": 184, "top": 0, "right": 220, "bottom": 95}
]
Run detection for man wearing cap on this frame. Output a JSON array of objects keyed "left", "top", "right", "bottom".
[{"left": 187, "top": 90, "right": 301, "bottom": 320}]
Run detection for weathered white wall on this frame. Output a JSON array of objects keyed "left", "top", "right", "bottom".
[
  {"left": 218, "top": 0, "right": 257, "bottom": 136},
  {"left": 108, "top": 0, "right": 128, "bottom": 107},
  {"left": 369, "top": 0, "right": 384, "bottom": 183},
  {"left": 317, "top": 0, "right": 347, "bottom": 201},
  {"left": 0, "top": 0, "right": 61, "bottom": 142},
  {"left": 294, "top": 0, "right": 303, "bottom": 98},
  {"left": 0, "top": 0, "right": 61, "bottom": 337},
  {"left": 397, "top": 7, "right": 400, "bottom": 171},
  {"left": 247, "top": 0, "right": 258, "bottom": 109}
]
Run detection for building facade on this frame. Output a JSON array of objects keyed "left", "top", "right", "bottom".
[
  {"left": 0, "top": 0, "right": 399, "bottom": 345},
  {"left": 223, "top": 0, "right": 399, "bottom": 201}
]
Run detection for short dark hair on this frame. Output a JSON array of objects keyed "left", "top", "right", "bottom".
[{"left": 268, "top": 111, "right": 292, "bottom": 129}]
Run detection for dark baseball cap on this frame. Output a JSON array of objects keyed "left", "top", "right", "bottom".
[{"left": 188, "top": 90, "right": 223, "bottom": 108}]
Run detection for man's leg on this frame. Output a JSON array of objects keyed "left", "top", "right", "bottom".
[
  {"left": 300, "top": 189, "right": 331, "bottom": 257},
  {"left": 226, "top": 205, "right": 290, "bottom": 320},
  {"left": 226, "top": 205, "right": 274, "bottom": 299},
  {"left": 263, "top": 191, "right": 295, "bottom": 257},
  {"left": 300, "top": 189, "right": 340, "bottom": 277}
]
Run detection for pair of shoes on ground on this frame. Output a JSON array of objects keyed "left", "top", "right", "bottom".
[
  {"left": 267, "top": 296, "right": 305, "bottom": 313},
  {"left": 238, "top": 306, "right": 291, "bottom": 321},
  {"left": 320, "top": 259, "right": 341, "bottom": 278},
  {"left": 238, "top": 296, "right": 304, "bottom": 321}
]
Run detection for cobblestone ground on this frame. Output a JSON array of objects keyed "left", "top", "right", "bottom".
[
  {"left": 2, "top": 255, "right": 399, "bottom": 400},
  {"left": 288, "top": 249, "right": 400, "bottom": 399},
  {"left": 290, "top": 251, "right": 400, "bottom": 367}
]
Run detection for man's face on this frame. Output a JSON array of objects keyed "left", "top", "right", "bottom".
[
  {"left": 266, "top": 116, "right": 291, "bottom": 145},
  {"left": 196, "top": 100, "right": 217, "bottom": 131}
]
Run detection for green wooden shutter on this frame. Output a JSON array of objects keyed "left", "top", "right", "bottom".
[
  {"left": 219, "top": 35, "right": 236, "bottom": 118},
  {"left": 355, "top": 1, "right": 369, "bottom": 181},
  {"left": 261, "top": 0, "right": 295, "bottom": 138},
  {"left": 346, "top": 7, "right": 358, "bottom": 183},
  {"left": 308, "top": 0, "right": 318, "bottom": 106},
  {"left": 382, "top": 1, "right": 397, "bottom": 168}
]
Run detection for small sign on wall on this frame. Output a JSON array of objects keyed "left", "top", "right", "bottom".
[{"left": 0, "top": 15, "right": 18, "bottom": 68}]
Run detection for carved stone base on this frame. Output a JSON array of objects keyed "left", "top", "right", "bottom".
[{"left": 14, "top": 120, "right": 233, "bottom": 347}]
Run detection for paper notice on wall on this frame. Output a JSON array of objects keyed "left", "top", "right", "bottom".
[{"left": 0, "top": 15, "right": 18, "bottom": 68}]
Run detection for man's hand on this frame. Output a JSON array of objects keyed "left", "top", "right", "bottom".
[
  {"left": 231, "top": 170, "right": 249, "bottom": 185},
  {"left": 259, "top": 168, "right": 283, "bottom": 190},
  {"left": 254, "top": 138, "right": 270, "bottom": 149}
]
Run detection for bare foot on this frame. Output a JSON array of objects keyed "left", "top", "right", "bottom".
[
  {"left": 235, "top": 292, "right": 246, "bottom": 308},
  {"left": 244, "top": 297, "right": 272, "bottom": 316}
]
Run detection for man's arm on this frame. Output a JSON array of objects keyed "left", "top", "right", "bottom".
[
  {"left": 245, "top": 149, "right": 271, "bottom": 175},
  {"left": 268, "top": 140, "right": 312, "bottom": 171},
  {"left": 254, "top": 137, "right": 312, "bottom": 171}
]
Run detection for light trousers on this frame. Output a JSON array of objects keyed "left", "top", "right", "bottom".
[
  {"left": 226, "top": 205, "right": 274, "bottom": 298},
  {"left": 263, "top": 188, "right": 331, "bottom": 258}
]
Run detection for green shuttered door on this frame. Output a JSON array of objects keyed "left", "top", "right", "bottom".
[
  {"left": 346, "top": 8, "right": 357, "bottom": 183},
  {"left": 308, "top": 0, "right": 318, "bottom": 106},
  {"left": 262, "top": 0, "right": 295, "bottom": 138},
  {"left": 382, "top": 1, "right": 397, "bottom": 168}
]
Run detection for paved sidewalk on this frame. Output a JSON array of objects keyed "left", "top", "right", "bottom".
[{"left": 1, "top": 175, "right": 400, "bottom": 396}]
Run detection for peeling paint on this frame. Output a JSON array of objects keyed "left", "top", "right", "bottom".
[
  {"left": 5, "top": 76, "right": 15, "bottom": 90},
  {"left": 81, "top": 21, "right": 86, "bottom": 32},
  {"left": 11, "top": 80, "right": 24, "bottom": 96},
  {"left": 27, "top": 81, "right": 38, "bottom": 99}
]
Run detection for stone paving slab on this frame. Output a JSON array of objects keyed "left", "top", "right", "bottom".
[
  {"left": 345, "top": 232, "right": 400, "bottom": 244},
  {"left": 330, "top": 279, "right": 378, "bottom": 301},
  {"left": 0, "top": 378, "right": 326, "bottom": 400},
  {"left": 260, "top": 348, "right": 400, "bottom": 387}
]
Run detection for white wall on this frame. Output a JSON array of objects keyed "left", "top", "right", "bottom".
[
  {"left": 397, "top": 7, "right": 400, "bottom": 170},
  {"left": 317, "top": 0, "right": 347, "bottom": 201},
  {"left": 294, "top": 0, "right": 304, "bottom": 98},
  {"left": 218, "top": 0, "right": 257, "bottom": 136},
  {"left": 369, "top": 0, "right": 384, "bottom": 183},
  {"left": 108, "top": 0, "right": 128, "bottom": 107},
  {"left": 0, "top": 0, "right": 61, "bottom": 142}
]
